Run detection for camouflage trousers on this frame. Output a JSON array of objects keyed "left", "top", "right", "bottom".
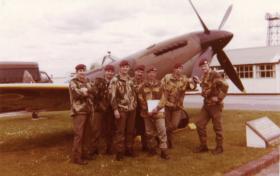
[
  {"left": 165, "top": 108, "right": 181, "bottom": 146},
  {"left": 135, "top": 108, "right": 147, "bottom": 150},
  {"left": 103, "top": 109, "right": 115, "bottom": 153},
  {"left": 196, "top": 104, "right": 223, "bottom": 147},
  {"left": 72, "top": 113, "right": 91, "bottom": 160},
  {"left": 144, "top": 117, "right": 167, "bottom": 149},
  {"left": 90, "top": 110, "right": 115, "bottom": 153},
  {"left": 114, "top": 110, "right": 136, "bottom": 153},
  {"left": 89, "top": 111, "right": 102, "bottom": 153}
]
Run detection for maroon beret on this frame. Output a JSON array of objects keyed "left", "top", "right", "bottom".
[
  {"left": 147, "top": 67, "right": 157, "bottom": 73},
  {"left": 135, "top": 65, "right": 145, "bottom": 71},
  {"left": 199, "top": 59, "right": 209, "bottom": 66},
  {"left": 104, "top": 64, "right": 115, "bottom": 71},
  {"left": 174, "top": 63, "right": 183, "bottom": 69},
  {"left": 75, "top": 64, "right": 86, "bottom": 71},
  {"left": 119, "top": 60, "right": 129, "bottom": 67}
]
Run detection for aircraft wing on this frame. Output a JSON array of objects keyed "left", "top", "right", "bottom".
[{"left": 0, "top": 83, "right": 70, "bottom": 113}]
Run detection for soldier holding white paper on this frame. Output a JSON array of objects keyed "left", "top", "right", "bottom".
[
  {"left": 138, "top": 67, "right": 169, "bottom": 159},
  {"left": 152, "top": 63, "right": 196, "bottom": 148}
]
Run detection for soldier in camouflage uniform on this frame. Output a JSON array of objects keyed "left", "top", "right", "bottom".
[
  {"left": 193, "top": 59, "right": 228, "bottom": 155},
  {"left": 69, "top": 64, "right": 93, "bottom": 165},
  {"left": 133, "top": 65, "right": 148, "bottom": 152},
  {"left": 109, "top": 60, "right": 137, "bottom": 161},
  {"left": 89, "top": 64, "right": 115, "bottom": 156},
  {"left": 138, "top": 67, "right": 170, "bottom": 159},
  {"left": 152, "top": 63, "right": 196, "bottom": 148}
]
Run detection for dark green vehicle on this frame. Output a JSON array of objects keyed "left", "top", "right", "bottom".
[{"left": 0, "top": 61, "right": 52, "bottom": 83}]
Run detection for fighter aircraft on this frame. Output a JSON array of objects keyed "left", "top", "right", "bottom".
[{"left": 0, "top": 0, "right": 245, "bottom": 115}]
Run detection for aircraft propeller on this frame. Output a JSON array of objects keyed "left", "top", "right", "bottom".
[
  {"left": 218, "top": 5, "right": 233, "bottom": 30},
  {"left": 189, "top": 0, "right": 245, "bottom": 92},
  {"left": 188, "top": 0, "right": 210, "bottom": 34}
]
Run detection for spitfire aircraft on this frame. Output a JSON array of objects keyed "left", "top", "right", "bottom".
[{"left": 0, "top": 1, "right": 245, "bottom": 119}]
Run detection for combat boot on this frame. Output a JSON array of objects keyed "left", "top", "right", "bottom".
[
  {"left": 211, "top": 146, "right": 223, "bottom": 155},
  {"left": 193, "top": 145, "right": 209, "bottom": 153},
  {"left": 160, "top": 149, "right": 170, "bottom": 160},
  {"left": 116, "top": 152, "right": 124, "bottom": 161}
]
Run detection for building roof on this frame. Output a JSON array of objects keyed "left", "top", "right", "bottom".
[{"left": 211, "top": 46, "right": 280, "bottom": 66}]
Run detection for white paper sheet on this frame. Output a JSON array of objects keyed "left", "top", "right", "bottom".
[{"left": 147, "top": 100, "right": 163, "bottom": 113}]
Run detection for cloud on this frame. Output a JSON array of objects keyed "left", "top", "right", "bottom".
[
  {"left": 0, "top": 0, "right": 280, "bottom": 77},
  {"left": 48, "top": 2, "right": 142, "bottom": 35}
]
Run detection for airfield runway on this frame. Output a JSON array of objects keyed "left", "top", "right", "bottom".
[{"left": 184, "top": 94, "right": 280, "bottom": 111}]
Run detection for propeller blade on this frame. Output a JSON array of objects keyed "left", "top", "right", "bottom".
[
  {"left": 218, "top": 4, "right": 233, "bottom": 30},
  {"left": 188, "top": 0, "right": 210, "bottom": 34},
  {"left": 216, "top": 50, "right": 245, "bottom": 92},
  {"left": 192, "top": 47, "right": 213, "bottom": 78}
]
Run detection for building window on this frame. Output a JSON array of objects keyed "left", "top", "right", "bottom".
[
  {"left": 236, "top": 65, "right": 253, "bottom": 78},
  {"left": 256, "top": 64, "right": 275, "bottom": 78}
]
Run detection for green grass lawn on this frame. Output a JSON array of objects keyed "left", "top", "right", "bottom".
[{"left": 0, "top": 109, "right": 279, "bottom": 176}]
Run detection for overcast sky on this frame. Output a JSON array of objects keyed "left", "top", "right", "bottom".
[{"left": 0, "top": 0, "right": 279, "bottom": 76}]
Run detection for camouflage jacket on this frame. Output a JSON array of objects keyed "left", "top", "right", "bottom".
[
  {"left": 138, "top": 80, "right": 164, "bottom": 118},
  {"left": 90, "top": 77, "right": 112, "bottom": 112},
  {"left": 109, "top": 74, "right": 137, "bottom": 112},
  {"left": 132, "top": 77, "right": 145, "bottom": 94},
  {"left": 132, "top": 77, "right": 145, "bottom": 107},
  {"left": 69, "top": 77, "right": 93, "bottom": 116},
  {"left": 158, "top": 73, "right": 196, "bottom": 110},
  {"left": 201, "top": 70, "right": 229, "bottom": 105}
]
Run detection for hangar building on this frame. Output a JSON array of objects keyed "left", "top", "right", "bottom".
[{"left": 211, "top": 46, "right": 280, "bottom": 94}]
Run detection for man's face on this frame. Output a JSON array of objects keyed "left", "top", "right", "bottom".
[
  {"left": 173, "top": 66, "right": 183, "bottom": 75},
  {"left": 134, "top": 70, "right": 144, "bottom": 80},
  {"left": 147, "top": 70, "right": 157, "bottom": 80},
  {"left": 76, "top": 69, "right": 86, "bottom": 79},
  {"left": 104, "top": 70, "right": 115, "bottom": 80},
  {"left": 200, "top": 64, "right": 210, "bottom": 73},
  {"left": 119, "top": 65, "right": 130, "bottom": 75}
]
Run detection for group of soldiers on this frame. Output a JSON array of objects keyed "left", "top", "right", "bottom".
[{"left": 68, "top": 59, "right": 228, "bottom": 165}]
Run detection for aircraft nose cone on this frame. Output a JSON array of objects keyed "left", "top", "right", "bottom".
[
  {"left": 198, "top": 30, "right": 233, "bottom": 50},
  {"left": 224, "top": 31, "right": 233, "bottom": 43},
  {"left": 219, "top": 30, "right": 233, "bottom": 48}
]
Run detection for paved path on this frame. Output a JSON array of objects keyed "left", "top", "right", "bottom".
[
  {"left": 184, "top": 95, "right": 280, "bottom": 111},
  {"left": 0, "top": 111, "right": 31, "bottom": 119},
  {"left": 255, "top": 162, "right": 279, "bottom": 176}
]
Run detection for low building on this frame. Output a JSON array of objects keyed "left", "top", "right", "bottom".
[{"left": 211, "top": 46, "right": 280, "bottom": 94}]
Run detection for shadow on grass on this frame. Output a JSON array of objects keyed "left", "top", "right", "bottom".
[{"left": 0, "top": 130, "right": 73, "bottom": 152}]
